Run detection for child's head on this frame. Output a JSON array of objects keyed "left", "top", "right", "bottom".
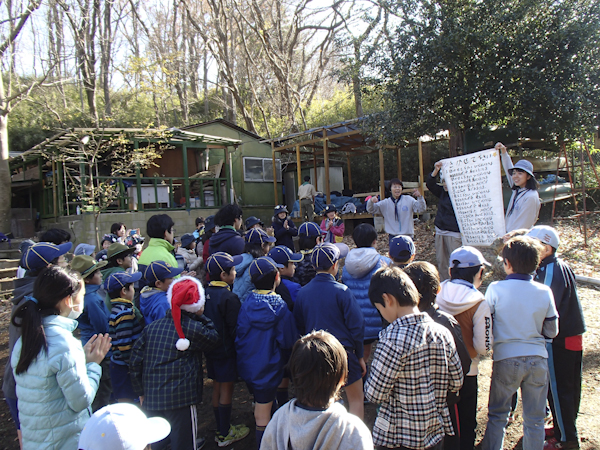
[
  {"left": 389, "top": 235, "right": 415, "bottom": 265},
  {"left": 78, "top": 403, "right": 171, "bottom": 450},
  {"left": 449, "top": 246, "right": 490, "bottom": 287},
  {"left": 167, "top": 277, "right": 206, "bottom": 351},
  {"left": 143, "top": 261, "right": 184, "bottom": 291},
  {"left": 102, "top": 234, "right": 116, "bottom": 249},
  {"left": 180, "top": 233, "right": 196, "bottom": 250},
  {"left": 527, "top": 225, "right": 559, "bottom": 260},
  {"left": 268, "top": 246, "right": 303, "bottom": 278},
  {"left": 310, "top": 243, "right": 349, "bottom": 274},
  {"left": 195, "top": 217, "right": 205, "bottom": 229},
  {"left": 245, "top": 228, "right": 276, "bottom": 257},
  {"left": 40, "top": 228, "right": 71, "bottom": 245},
  {"left": 245, "top": 216, "right": 263, "bottom": 230},
  {"left": 273, "top": 205, "right": 288, "bottom": 220},
  {"left": 104, "top": 272, "right": 142, "bottom": 300},
  {"left": 509, "top": 160, "right": 538, "bottom": 190},
  {"left": 298, "top": 222, "right": 325, "bottom": 250},
  {"left": 106, "top": 243, "right": 136, "bottom": 270},
  {"left": 23, "top": 241, "right": 73, "bottom": 275},
  {"left": 390, "top": 178, "right": 404, "bottom": 199},
  {"left": 72, "top": 255, "right": 107, "bottom": 285},
  {"left": 289, "top": 330, "right": 348, "bottom": 409},
  {"left": 206, "top": 252, "right": 243, "bottom": 284},
  {"left": 204, "top": 215, "right": 216, "bottom": 233},
  {"left": 249, "top": 256, "right": 281, "bottom": 291},
  {"left": 110, "top": 222, "right": 127, "bottom": 238},
  {"left": 502, "top": 236, "right": 543, "bottom": 275},
  {"left": 304, "top": 175, "right": 310, "bottom": 182},
  {"left": 403, "top": 261, "right": 440, "bottom": 311},
  {"left": 214, "top": 203, "right": 243, "bottom": 229},
  {"left": 146, "top": 214, "right": 175, "bottom": 243},
  {"left": 369, "top": 265, "right": 419, "bottom": 309},
  {"left": 322, "top": 204, "right": 337, "bottom": 220},
  {"left": 352, "top": 223, "right": 377, "bottom": 248},
  {"left": 12, "top": 265, "right": 83, "bottom": 374}
]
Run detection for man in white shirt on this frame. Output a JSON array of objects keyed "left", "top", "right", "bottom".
[{"left": 297, "top": 176, "right": 317, "bottom": 222}]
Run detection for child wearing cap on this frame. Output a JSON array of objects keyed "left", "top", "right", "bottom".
[
  {"left": 320, "top": 204, "right": 345, "bottom": 243},
  {"left": 294, "top": 243, "right": 366, "bottom": 420},
  {"left": 496, "top": 142, "right": 541, "bottom": 233},
  {"left": 72, "top": 255, "right": 112, "bottom": 411},
  {"left": 245, "top": 216, "right": 264, "bottom": 230},
  {"left": 193, "top": 217, "right": 205, "bottom": 241},
  {"left": 261, "top": 331, "right": 374, "bottom": 450},
  {"left": 365, "top": 265, "right": 463, "bottom": 450},
  {"left": 436, "top": 245, "right": 493, "bottom": 450},
  {"left": 130, "top": 277, "right": 220, "bottom": 450},
  {"left": 272, "top": 205, "right": 298, "bottom": 251},
  {"left": 292, "top": 222, "right": 325, "bottom": 286},
  {"left": 235, "top": 256, "right": 298, "bottom": 449},
  {"left": 388, "top": 234, "right": 416, "bottom": 268},
  {"left": 527, "top": 226, "right": 585, "bottom": 450},
  {"left": 177, "top": 233, "right": 203, "bottom": 273},
  {"left": 342, "top": 223, "right": 391, "bottom": 363},
  {"left": 268, "top": 245, "right": 303, "bottom": 310},
  {"left": 482, "top": 236, "right": 559, "bottom": 450},
  {"left": 140, "top": 261, "right": 184, "bottom": 324},
  {"left": 232, "top": 228, "right": 277, "bottom": 303},
  {"left": 105, "top": 271, "right": 145, "bottom": 402},
  {"left": 204, "top": 252, "right": 250, "bottom": 447}
]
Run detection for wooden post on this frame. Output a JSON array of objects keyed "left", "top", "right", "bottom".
[
  {"left": 418, "top": 138, "right": 424, "bottom": 194},
  {"left": 224, "top": 146, "right": 231, "bottom": 204},
  {"left": 379, "top": 148, "right": 385, "bottom": 199},
  {"left": 272, "top": 143, "right": 279, "bottom": 205},
  {"left": 346, "top": 154, "right": 352, "bottom": 190},
  {"left": 135, "top": 140, "right": 142, "bottom": 211},
  {"left": 296, "top": 145, "right": 302, "bottom": 193},
  {"left": 323, "top": 129, "right": 331, "bottom": 204},
  {"left": 52, "top": 158, "right": 57, "bottom": 220},
  {"left": 396, "top": 147, "right": 402, "bottom": 179},
  {"left": 182, "top": 143, "right": 190, "bottom": 209},
  {"left": 313, "top": 152, "right": 318, "bottom": 189}
]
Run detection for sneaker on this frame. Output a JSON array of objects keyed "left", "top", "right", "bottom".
[
  {"left": 544, "top": 440, "right": 580, "bottom": 450},
  {"left": 544, "top": 438, "right": 559, "bottom": 449},
  {"left": 196, "top": 436, "right": 207, "bottom": 450},
  {"left": 217, "top": 425, "right": 250, "bottom": 447}
]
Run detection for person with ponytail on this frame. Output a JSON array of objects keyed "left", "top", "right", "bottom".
[{"left": 11, "top": 265, "right": 112, "bottom": 450}]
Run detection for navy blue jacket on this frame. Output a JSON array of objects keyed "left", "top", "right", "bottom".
[
  {"left": 272, "top": 216, "right": 298, "bottom": 250},
  {"left": 204, "top": 283, "right": 241, "bottom": 359},
  {"left": 294, "top": 273, "right": 365, "bottom": 358},
  {"left": 209, "top": 227, "right": 245, "bottom": 256},
  {"left": 77, "top": 283, "right": 110, "bottom": 346},
  {"left": 426, "top": 173, "right": 460, "bottom": 233}
]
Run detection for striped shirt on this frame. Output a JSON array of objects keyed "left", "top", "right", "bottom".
[{"left": 108, "top": 298, "right": 144, "bottom": 365}]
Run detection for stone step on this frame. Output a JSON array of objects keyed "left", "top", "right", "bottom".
[
  {"left": 0, "top": 259, "right": 20, "bottom": 269},
  {"left": 0, "top": 249, "right": 20, "bottom": 259},
  {"left": 0, "top": 267, "right": 17, "bottom": 278},
  {"left": 0, "top": 277, "right": 15, "bottom": 293}
]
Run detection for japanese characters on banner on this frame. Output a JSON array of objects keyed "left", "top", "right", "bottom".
[{"left": 442, "top": 149, "right": 506, "bottom": 246}]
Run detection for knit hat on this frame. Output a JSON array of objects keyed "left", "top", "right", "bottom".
[{"left": 167, "top": 276, "right": 206, "bottom": 351}]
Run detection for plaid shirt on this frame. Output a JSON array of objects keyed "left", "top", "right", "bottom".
[
  {"left": 130, "top": 310, "right": 219, "bottom": 411},
  {"left": 364, "top": 313, "right": 463, "bottom": 449}
]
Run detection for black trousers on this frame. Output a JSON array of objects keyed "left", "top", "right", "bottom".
[
  {"left": 377, "top": 439, "right": 444, "bottom": 450},
  {"left": 457, "top": 375, "right": 478, "bottom": 450},
  {"left": 92, "top": 359, "right": 112, "bottom": 412},
  {"left": 148, "top": 405, "right": 197, "bottom": 450},
  {"left": 548, "top": 341, "right": 583, "bottom": 442}
]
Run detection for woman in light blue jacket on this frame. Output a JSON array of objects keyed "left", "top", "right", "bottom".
[{"left": 11, "top": 266, "right": 111, "bottom": 450}]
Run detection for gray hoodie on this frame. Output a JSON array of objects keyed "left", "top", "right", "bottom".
[{"left": 344, "top": 247, "right": 384, "bottom": 279}]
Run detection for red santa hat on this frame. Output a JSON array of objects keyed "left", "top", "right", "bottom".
[{"left": 167, "top": 276, "right": 206, "bottom": 351}]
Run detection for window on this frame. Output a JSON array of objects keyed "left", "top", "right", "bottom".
[{"left": 243, "top": 157, "right": 282, "bottom": 182}]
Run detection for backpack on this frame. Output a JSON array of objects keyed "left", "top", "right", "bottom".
[{"left": 340, "top": 202, "right": 357, "bottom": 215}]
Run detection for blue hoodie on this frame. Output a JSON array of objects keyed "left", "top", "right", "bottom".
[
  {"left": 236, "top": 291, "right": 297, "bottom": 391},
  {"left": 232, "top": 253, "right": 255, "bottom": 303},
  {"left": 139, "top": 287, "right": 170, "bottom": 324},
  {"left": 77, "top": 283, "right": 110, "bottom": 346}
]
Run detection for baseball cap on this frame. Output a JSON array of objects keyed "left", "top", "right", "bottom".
[
  {"left": 311, "top": 243, "right": 349, "bottom": 270},
  {"left": 143, "top": 261, "right": 184, "bottom": 285},
  {"left": 245, "top": 216, "right": 264, "bottom": 229},
  {"left": 322, "top": 204, "right": 337, "bottom": 215},
  {"left": 527, "top": 225, "right": 560, "bottom": 249},
  {"left": 449, "top": 246, "right": 491, "bottom": 269},
  {"left": 298, "top": 222, "right": 326, "bottom": 237},
  {"left": 78, "top": 403, "right": 171, "bottom": 450},
  {"left": 107, "top": 243, "right": 136, "bottom": 260},
  {"left": 389, "top": 235, "right": 416, "bottom": 260},
  {"left": 249, "top": 256, "right": 281, "bottom": 281},
  {"left": 508, "top": 159, "right": 535, "bottom": 177},
  {"left": 180, "top": 233, "right": 195, "bottom": 248},
  {"left": 103, "top": 271, "right": 143, "bottom": 293},
  {"left": 206, "top": 252, "right": 244, "bottom": 276},
  {"left": 205, "top": 215, "right": 216, "bottom": 231},
  {"left": 245, "top": 228, "right": 276, "bottom": 245},
  {"left": 268, "top": 246, "right": 303, "bottom": 266},
  {"left": 24, "top": 242, "right": 73, "bottom": 271},
  {"left": 74, "top": 243, "right": 96, "bottom": 256},
  {"left": 71, "top": 255, "right": 107, "bottom": 278},
  {"left": 273, "top": 205, "right": 288, "bottom": 215}
]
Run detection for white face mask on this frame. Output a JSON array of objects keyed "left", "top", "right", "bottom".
[{"left": 67, "top": 299, "right": 83, "bottom": 320}]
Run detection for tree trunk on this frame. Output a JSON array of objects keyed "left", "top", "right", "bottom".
[
  {"left": 448, "top": 126, "right": 465, "bottom": 157},
  {"left": 0, "top": 75, "right": 11, "bottom": 233},
  {"left": 352, "top": 73, "right": 363, "bottom": 118}
]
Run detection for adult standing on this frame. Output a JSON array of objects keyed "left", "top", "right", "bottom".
[
  {"left": 427, "top": 162, "right": 462, "bottom": 281},
  {"left": 297, "top": 176, "right": 317, "bottom": 222},
  {"left": 366, "top": 178, "right": 426, "bottom": 239},
  {"left": 209, "top": 204, "right": 245, "bottom": 256}
]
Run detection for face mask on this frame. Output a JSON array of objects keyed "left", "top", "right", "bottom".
[{"left": 67, "top": 299, "right": 83, "bottom": 320}]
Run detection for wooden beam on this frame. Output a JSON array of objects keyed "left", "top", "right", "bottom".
[
  {"left": 324, "top": 130, "right": 331, "bottom": 204},
  {"left": 347, "top": 155, "right": 352, "bottom": 190},
  {"left": 418, "top": 138, "right": 424, "bottom": 195},
  {"left": 272, "top": 143, "right": 279, "bottom": 205},
  {"left": 271, "top": 129, "right": 362, "bottom": 152},
  {"left": 379, "top": 148, "right": 385, "bottom": 200}
]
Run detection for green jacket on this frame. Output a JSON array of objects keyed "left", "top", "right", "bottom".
[{"left": 138, "top": 238, "right": 177, "bottom": 269}]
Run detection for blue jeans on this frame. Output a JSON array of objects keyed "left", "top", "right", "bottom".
[{"left": 482, "top": 356, "right": 549, "bottom": 450}]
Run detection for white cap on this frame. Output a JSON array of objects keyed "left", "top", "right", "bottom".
[
  {"left": 78, "top": 403, "right": 171, "bottom": 450},
  {"left": 527, "top": 225, "right": 560, "bottom": 249}
]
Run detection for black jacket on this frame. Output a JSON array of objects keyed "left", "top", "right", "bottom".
[
  {"left": 209, "top": 227, "right": 245, "bottom": 256},
  {"left": 203, "top": 284, "right": 241, "bottom": 359},
  {"left": 426, "top": 174, "right": 460, "bottom": 233},
  {"left": 272, "top": 216, "right": 298, "bottom": 251}
]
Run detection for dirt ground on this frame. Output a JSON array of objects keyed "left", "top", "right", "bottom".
[{"left": 0, "top": 217, "right": 599, "bottom": 449}]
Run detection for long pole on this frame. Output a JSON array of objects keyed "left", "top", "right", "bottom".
[
  {"left": 379, "top": 148, "right": 385, "bottom": 199},
  {"left": 324, "top": 130, "right": 331, "bottom": 204}
]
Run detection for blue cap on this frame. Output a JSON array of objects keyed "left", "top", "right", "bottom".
[
  {"left": 245, "top": 216, "right": 263, "bottom": 229},
  {"left": 249, "top": 256, "right": 281, "bottom": 281},
  {"left": 311, "top": 243, "right": 349, "bottom": 270},
  {"left": 24, "top": 242, "right": 73, "bottom": 271},
  {"left": 74, "top": 243, "right": 96, "bottom": 256},
  {"left": 204, "top": 215, "right": 216, "bottom": 232},
  {"left": 206, "top": 252, "right": 244, "bottom": 275},
  {"left": 245, "top": 228, "right": 276, "bottom": 245},
  {"left": 298, "top": 222, "right": 326, "bottom": 237},
  {"left": 268, "top": 246, "right": 303, "bottom": 266},
  {"left": 322, "top": 204, "right": 337, "bottom": 215},
  {"left": 104, "top": 271, "right": 143, "bottom": 293},
  {"left": 273, "top": 205, "right": 288, "bottom": 215},
  {"left": 143, "top": 261, "right": 184, "bottom": 284},
  {"left": 449, "top": 246, "right": 491, "bottom": 269},
  {"left": 180, "top": 234, "right": 195, "bottom": 248},
  {"left": 102, "top": 233, "right": 119, "bottom": 244},
  {"left": 389, "top": 235, "right": 415, "bottom": 260}
]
